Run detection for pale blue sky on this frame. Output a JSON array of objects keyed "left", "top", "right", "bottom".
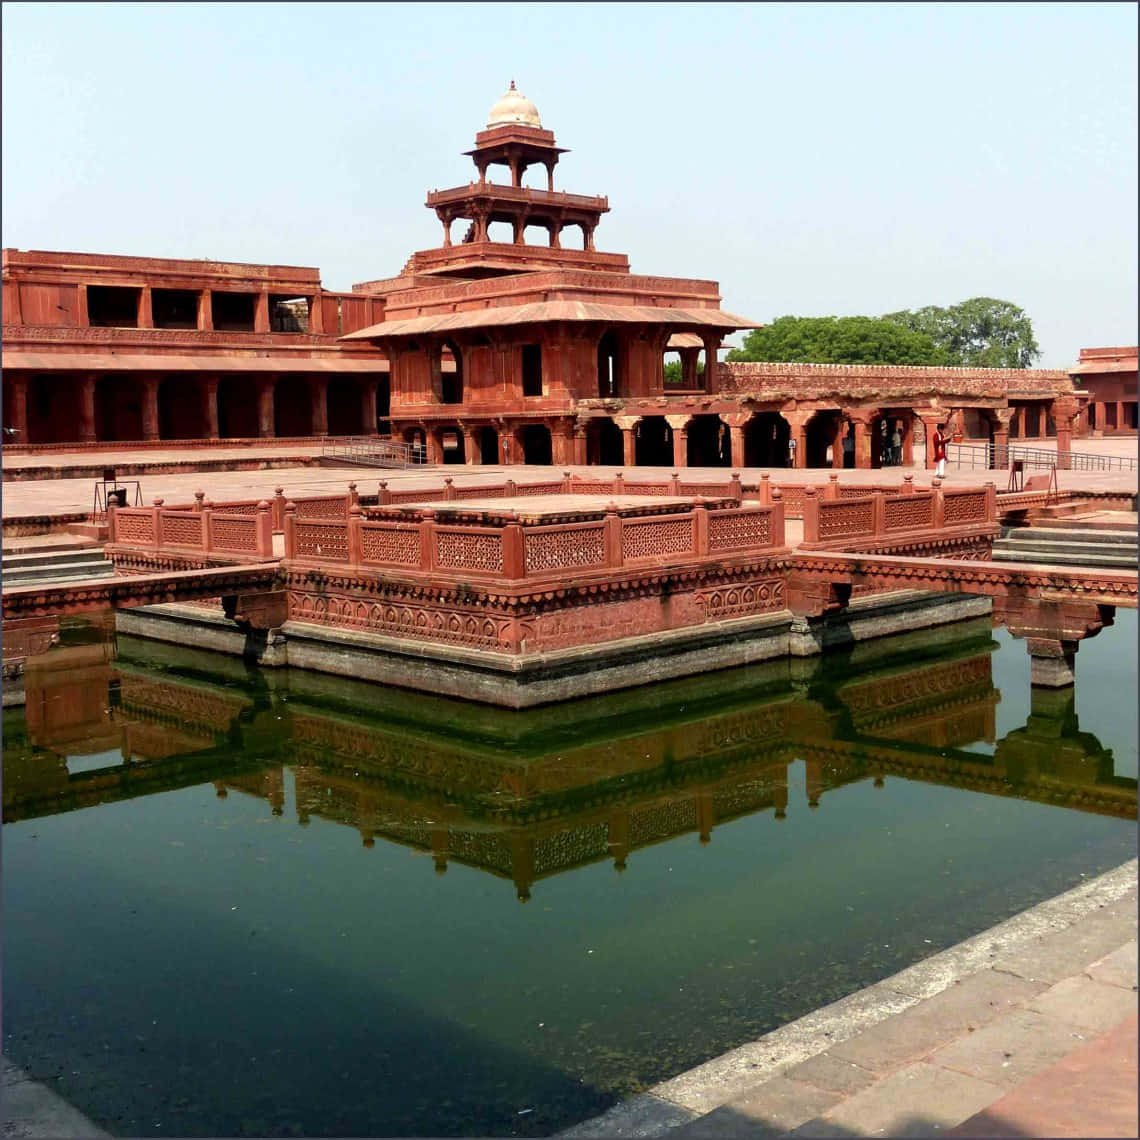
[{"left": 3, "top": 2, "right": 1136, "bottom": 366}]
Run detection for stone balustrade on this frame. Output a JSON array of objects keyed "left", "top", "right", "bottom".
[
  {"left": 283, "top": 497, "right": 785, "bottom": 581},
  {"left": 108, "top": 498, "right": 275, "bottom": 558},
  {"left": 800, "top": 478, "right": 997, "bottom": 549}
]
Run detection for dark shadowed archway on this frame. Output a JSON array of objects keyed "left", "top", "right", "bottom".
[
  {"left": 327, "top": 379, "right": 364, "bottom": 435},
  {"left": 520, "top": 424, "right": 553, "bottom": 465},
  {"left": 635, "top": 417, "right": 672, "bottom": 465},
  {"left": 586, "top": 417, "right": 623, "bottom": 465},
  {"left": 158, "top": 377, "right": 206, "bottom": 440},
  {"left": 274, "top": 377, "right": 312, "bottom": 437},
  {"left": 743, "top": 413, "right": 791, "bottom": 467},
  {"left": 217, "top": 377, "right": 260, "bottom": 438},
  {"left": 805, "top": 411, "right": 841, "bottom": 468},
  {"left": 687, "top": 415, "right": 730, "bottom": 467}
]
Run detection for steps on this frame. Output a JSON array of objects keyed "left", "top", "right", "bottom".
[
  {"left": 2, "top": 546, "right": 116, "bottom": 586},
  {"left": 992, "top": 519, "right": 1138, "bottom": 570}
]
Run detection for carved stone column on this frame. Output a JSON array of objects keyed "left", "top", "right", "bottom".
[
  {"left": 257, "top": 378, "right": 275, "bottom": 438},
  {"left": 138, "top": 287, "right": 153, "bottom": 329},
  {"left": 203, "top": 377, "right": 220, "bottom": 440},
  {"left": 1052, "top": 397, "right": 1077, "bottom": 468},
  {"left": 79, "top": 375, "right": 97, "bottom": 442},
  {"left": 702, "top": 336, "right": 720, "bottom": 394},
  {"left": 141, "top": 376, "right": 160, "bottom": 441},
  {"left": 254, "top": 292, "right": 270, "bottom": 334},
  {"left": 666, "top": 415, "right": 689, "bottom": 468},
  {"left": 851, "top": 416, "right": 874, "bottom": 469},
  {"left": 992, "top": 409, "right": 1014, "bottom": 469},
  {"left": 462, "top": 427, "right": 478, "bottom": 464},
  {"left": 6, "top": 373, "right": 28, "bottom": 440},
  {"left": 309, "top": 377, "right": 328, "bottom": 437}
]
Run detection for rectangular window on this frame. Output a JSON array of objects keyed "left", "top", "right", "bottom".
[
  {"left": 152, "top": 288, "right": 200, "bottom": 329},
  {"left": 270, "top": 295, "right": 310, "bottom": 333},
  {"left": 211, "top": 291, "right": 256, "bottom": 332},
  {"left": 521, "top": 344, "right": 542, "bottom": 397},
  {"left": 87, "top": 285, "right": 140, "bottom": 328},
  {"left": 1105, "top": 403, "right": 1118, "bottom": 429}
]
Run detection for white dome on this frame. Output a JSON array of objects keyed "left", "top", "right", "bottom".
[{"left": 486, "top": 81, "right": 542, "bottom": 129}]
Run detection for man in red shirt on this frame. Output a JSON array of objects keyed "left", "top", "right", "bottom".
[{"left": 933, "top": 423, "right": 948, "bottom": 477}]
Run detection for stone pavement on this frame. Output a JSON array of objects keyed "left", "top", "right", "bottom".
[
  {"left": 563, "top": 859, "right": 1138, "bottom": 1140},
  {"left": 1, "top": 459, "right": 1135, "bottom": 522},
  {"left": 1, "top": 1058, "right": 108, "bottom": 1138}
]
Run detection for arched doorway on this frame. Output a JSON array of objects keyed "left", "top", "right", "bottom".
[
  {"left": 327, "top": 379, "right": 363, "bottom": 435},
  {"left": 804, "top": 411, "right": 841, "bottom": 468},
  {"left": 217, "top": 377, "right": 260, "bottom": 438},
  {"left": 437, "top": 426, "right": 466, "bottom": 464},
  {"left": 520, "top": 424, "right": 553, "bottom": 465},
  {"left": 94, "top": 376, "right": 144, "bottom": 442},
  {"left": 743, "top": 413, "right": 790, "bottom": 467},
  {"left": 403, "top": 426, "right": 427, "bottom": 464},
  {"left": 840, "top": 419, "right": 856, "bottom": 469},
  {"left": 441, "top": 341, "right": 463, "bottom": 405},
  {"left": 597, "top": 331, "right": 621, "bottom": 397},
  {"left": 477, "top": 426, "right": 499, "bottom": 465},
  {"left": 274, "top": 377, "right": 312, "bottom": 437},
  {"left": 586, "top": 417, "right": 623, "bottom": 465},
  {"left": 158, "top": 377, "right": 205, "bottom": 440},
  {"left": 687, "top": 415, "right": 730, "bottom": 467},
  {"left": 635, "top": 417, "right": 672, "bottom": 466}
]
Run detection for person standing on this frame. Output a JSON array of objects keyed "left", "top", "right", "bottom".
[
  {"left": 890, "top": 425, "right": 902, "bottom": 466},
  {"left": 933, "top": 423, "right": 948, "bottom": 477}
]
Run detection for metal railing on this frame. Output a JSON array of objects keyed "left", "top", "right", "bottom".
[
  {"left": 322, "top": 437, "right": 426, "bottom": 468},
  {"left": 948, "top": 442, "right": 1137, "bottom": 473}
]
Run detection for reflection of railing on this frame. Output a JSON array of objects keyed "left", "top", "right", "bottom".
[
  {"left": 948, "top": 441, "right": 1137, "bottom": 472},
  {"left": 322, "top": 437, "right": 424, "bottom": 468}
]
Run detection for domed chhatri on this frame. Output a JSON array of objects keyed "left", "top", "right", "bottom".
[{"left": 486, "top": 80, "right": 542, "bottom": 129}]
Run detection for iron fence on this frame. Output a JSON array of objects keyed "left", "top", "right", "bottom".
[
  {"left": 322, "top": 437, "right": 425, "bottom": 468},
  {"left": 947, "top": 442, "right": 1137, "bottom": 473}
]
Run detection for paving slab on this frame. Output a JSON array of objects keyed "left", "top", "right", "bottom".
[
  {"left": 1, "top": 1058, "right": 109, "bottom": 1138},
  {"left": 825, "top": 970, "right": 1044, "bottom": 1074},
  {"left": 790, "top": 1062, "right": 1003, "bottom": 1139},
  {"left": 1026, "top": 974, "right": 1139, "bottom": 1034},
  {"left": 946, "top": 1013, "right": 1139, "bottom": 1139},
  {"left": 671, "top": 1078, "right": 841, "bottom": 1139},
  {"left": 928, "top": 1006, "right": 1094, "bottom": 1088},
  {"left": 1086, "top": 939, "right": 1139, "bottom": 990},
  {"left": 781, "top": 1053, "right": 877, "bottom": 1096}
]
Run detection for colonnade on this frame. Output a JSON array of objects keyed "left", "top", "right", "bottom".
[{"left": 4, "top": 372, "right": 386, "bottom": 445}]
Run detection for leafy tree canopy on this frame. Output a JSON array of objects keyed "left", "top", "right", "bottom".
[
  {"left": 726, "top": 315, "right": 949, "bottom": 366},
  {"left": 881, "top": 297, "right": 1041, "bottom": 368}
]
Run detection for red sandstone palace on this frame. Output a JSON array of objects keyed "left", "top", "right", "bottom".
[{"left": 3, "top": 84, "right": 1135, "bottom": 465}]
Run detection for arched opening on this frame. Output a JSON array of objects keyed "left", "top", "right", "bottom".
[
  {"left": 662, "top": 350, "right": 684, "bottom": 390},
  {"left": 519, "top": 165, "right": 547, "bottom": 191},
  {"left": 687, "top": 415, "right": 730, "bottom": 467},
  {"left": 27, "top": 375, "right": 82, "bottom": 444},
  {"left": 441, "top": 342, "right": 463, "bottom": 405},
  {"left": 274, "top": 377, "right": 312, "bottom": 437},
  {"left": 805, "top": 411, "right": 841, "bottom": 468},
  {"left": 560, "top": 223, "right": 586, "bottom": 250},
  {"left": 437, "top": 426, "right": 466, "bottom": 465},
  {"left": 486, "top": 220, "right": 514, "bottom": 244},
  {"left": 158, "top": 377, "right": 205, "bottom": 440},
  {"left": 597, "top": 331, "right": 621, "bottom": 397},
  {"left": 743, "top": 413, "right": 791, "bottom": 467},
  {"left": 523, "top": 223, "right": 549, "bottom": 247},
  {"left": 403, "top": 426, "right": 427, "bottom": 464},
  {"left": 520, "top": 424, "right": 553, "bottom": 465},
  {"left": 959, "top": 409, "right": 992, "bottom": 441},
  {"left": 839, "top": 419, "right": 856, "bottom": 469},
  {"left": 94, "top": 376, "right": 144, "bottom": 442},
  {"left": 586, "top": 417, "right": 623, "bottom": 465},
  {"left": 327, "top": 379, "right": 363, "bottom": 435},
  {"left": 217, "top": 377, "right": 260, "bottom": 438},
  {"left": 635, "top": 416, "right": 672, "bottom": 466},
  {"left": 477, "top": 426, "right": 499, "bottom": 465}
]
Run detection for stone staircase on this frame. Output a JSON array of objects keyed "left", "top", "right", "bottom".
[
  {"left": 991, "top": 515, "right": 1138, "bottom": 570},
  {"left": 3, "top": 542, "right": 116, "bottom": 587}
]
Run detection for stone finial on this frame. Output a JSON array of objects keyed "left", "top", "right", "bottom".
[
  {"left": 931, "top": 477, "right": 943, "bottom": 489},
  {"left": 153, "top": 497, "right": 164, "bottom": 507}
]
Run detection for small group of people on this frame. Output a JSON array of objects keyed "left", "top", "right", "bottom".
[{"left": 878, "top": 421, "right": 904, "bottom": 466}]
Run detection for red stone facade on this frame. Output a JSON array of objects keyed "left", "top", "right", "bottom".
[
  {"left": 1, "top": 85, "right": 1093, "bottom": 465},
  {"left": 1068, "top": 346, "right": 1138, "bottom": 436}
]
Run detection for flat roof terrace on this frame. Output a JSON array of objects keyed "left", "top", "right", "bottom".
[{"left": 368, "top": 494, "right": 739, "bottom": 525}]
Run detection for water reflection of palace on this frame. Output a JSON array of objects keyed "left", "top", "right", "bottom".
[{"left": 4, "top": 617, "right": 1134, "bottom": 900}]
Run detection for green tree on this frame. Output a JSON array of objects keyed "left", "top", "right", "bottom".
[
  {"left": 726, "top": 315, "right": 949, "bottom": 366},
  {"left": 881, "top": 297, "right": 1041, "bottom": 368}
]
